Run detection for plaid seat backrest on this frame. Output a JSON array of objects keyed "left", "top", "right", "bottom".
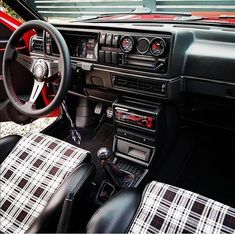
[
  {"left": 129, "top": 181, "right": 235, "bottom": 234},
  {"left": 0, "top": 132, "right": 88, "bottom": 234}
]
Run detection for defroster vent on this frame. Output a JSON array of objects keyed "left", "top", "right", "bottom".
[{"left": 113, "top": 75, "right": 167, "bottom": 96}]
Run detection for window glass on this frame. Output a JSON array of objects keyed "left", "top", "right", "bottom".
[{"left": 0, "top": 1, "right": 24, "bottom": 22}]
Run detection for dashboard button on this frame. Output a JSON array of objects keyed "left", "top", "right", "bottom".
[
  {"left": 105, "top": 51, "right": 111, "bottom": 63},
  {"left": 106, "top": 33, "right": 113, "bottom": 46},
  {"left": 99, "top": 50, "right": 105, "bottom": 63},
  {"left": 111, "top": 52, "right": 118, "bottom": 64},
  {"left": 112, "top": 34, "right": 120, "bottom": 47},
  {"left": 100, "top": 33, "right": 106, "bottom": 45}
]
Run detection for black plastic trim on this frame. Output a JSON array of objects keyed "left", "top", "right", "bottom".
[{"left": 3, "top": 0, "right": 44, "bottom": 21}]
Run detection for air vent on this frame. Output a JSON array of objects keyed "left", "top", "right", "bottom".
[
  {"left": 113, "top": 75, "right": 167, "bottom": 96},
  {"left": 30, "top": 36, "right": 43, "bottom": 53}
]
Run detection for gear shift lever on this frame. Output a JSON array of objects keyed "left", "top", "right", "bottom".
[
  {"left": 97, "top": 147, "right": 135, "bottom": 188},
  {"left": 97, "top": 147, "right": 112, "bottom": 161}
]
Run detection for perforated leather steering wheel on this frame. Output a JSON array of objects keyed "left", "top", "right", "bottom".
[{"left": 2, "top": 20, "right": 71, "bottom": 117}]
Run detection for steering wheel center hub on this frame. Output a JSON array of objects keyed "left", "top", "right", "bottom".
[{"left": 33, "top": 59, "right": 48, "bottom": 81}]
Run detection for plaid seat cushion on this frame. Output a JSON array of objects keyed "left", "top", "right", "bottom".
[
  {"left": 129, "top": 181, "right": 235, "bottom": 234},
  {"left": 0, "top": 132, "right": 89, "bottom": 234}
]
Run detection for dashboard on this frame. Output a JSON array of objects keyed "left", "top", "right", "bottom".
[
  {"left": 45, "top": 29, "right": 171, "bottom": 75},
  {"left": 29, "top": 22, "right": 235, "bottom": 102}
]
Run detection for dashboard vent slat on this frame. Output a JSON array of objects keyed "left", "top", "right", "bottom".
[
  {"left": 31, "top": 36, "right": 44, "bottom": 53},
  {"left": 114, "top": 75, "right": 167, "bottom": 96}
]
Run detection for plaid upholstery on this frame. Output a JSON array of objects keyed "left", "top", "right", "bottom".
[
  {"left": 0, "top": 132, "right": 89, "bottom": 234},
  {"left": 129, "top": 181, "right": 235, "bottom": 234}
]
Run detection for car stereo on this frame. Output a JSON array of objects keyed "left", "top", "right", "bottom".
[{"left": 114, "top": 107, "right": 155, "bottom": 130}]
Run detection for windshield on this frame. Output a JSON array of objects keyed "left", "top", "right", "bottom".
[{"left": 26, "top": 0, "right": 235, "bottom": 23}]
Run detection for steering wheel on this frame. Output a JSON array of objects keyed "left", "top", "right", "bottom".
[{"left": 2, "top": 20, "right": 71, "bottom": 117}]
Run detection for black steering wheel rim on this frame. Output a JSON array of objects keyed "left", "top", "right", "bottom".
[{"left": 2, "top": 20, "right": 71, "bottom": 117}]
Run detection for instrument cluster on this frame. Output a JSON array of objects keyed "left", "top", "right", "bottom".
[{"left": 45, "top": 31, "right": 98, "bottom": 61}]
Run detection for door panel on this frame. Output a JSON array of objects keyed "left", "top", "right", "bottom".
[
  {"left": 0, "top": 24, "right": 12, "bottom": 74},
  {"left": 0, "top": 21, "right": 13, "bottom": 102},
  {"left": 0, "top": 10, "right": 33, "bottom": 123}
]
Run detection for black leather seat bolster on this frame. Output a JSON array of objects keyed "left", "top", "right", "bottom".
[
  {"left": 86, "top": 189, "right": 141, "bottom": 233},
  {"left": 27, "top": 162, "right": 95, "bottom": 233},
  {"left": 0, "top": 135, "right": 21, "bottom": 164}
]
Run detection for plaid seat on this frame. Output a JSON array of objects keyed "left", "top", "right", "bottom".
[
  {"left": 0, "top": 132, "right": 89, "bottom": 234},
  {"left": 129, "top": 181, "right": 235, "bottom": 234}
]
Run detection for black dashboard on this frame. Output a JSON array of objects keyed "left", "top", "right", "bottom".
[
  {"left": 47, "top": 28, "right": 171, "bottom": 74},
  {"left": 14, "top": 17, "right": 235, "bottom": 202},
  {"left": 30, "top": 22, "right": 235, "bottom": 102}
]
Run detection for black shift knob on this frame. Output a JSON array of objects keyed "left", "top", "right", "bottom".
[{"left": 97, "top": 147, "right": 112, "bottom": 161}]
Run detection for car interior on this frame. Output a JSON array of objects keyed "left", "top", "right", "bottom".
[{"left": 1, "top": 0, "right": 235, "bottom": 233}]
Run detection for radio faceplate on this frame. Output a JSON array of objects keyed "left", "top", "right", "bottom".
[{"left": 115, "top": 107, "right": 155, "bottom": 130}]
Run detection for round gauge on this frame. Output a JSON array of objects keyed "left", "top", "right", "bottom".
[
  {"left": 150, "top": 38, "right": 166, "bottom": 56},
  {"left": 120, "top": 36, "right": 134, "bottom": 53},
  {"left": 137, "top": 38, "right": 150, "bottom": 54}
]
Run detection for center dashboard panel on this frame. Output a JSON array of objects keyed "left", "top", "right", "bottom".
[{"left": 98, "top": 32, "right": 171, "bottom": 74}]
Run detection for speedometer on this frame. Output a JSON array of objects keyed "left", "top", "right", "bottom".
[
  {"left": 120, "top": 36, "right": 134, "bottom": 53},
  {"left": 150, "top": 38, "right": 166, "bottom": 56}
]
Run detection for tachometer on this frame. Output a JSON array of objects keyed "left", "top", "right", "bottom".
[
  {"left": 120, "top": 36, "right": 134, "bottom": 53},
  {"left": 150, "top": 38, "right": 166, "bottom": 56}
]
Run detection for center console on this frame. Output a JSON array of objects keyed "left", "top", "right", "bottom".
[
  {"left": 96, "top": 97, "right": 164, "bottom": 204},
  {"left": 113, "top": 97, "right": 164, "bottom": 183}
]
